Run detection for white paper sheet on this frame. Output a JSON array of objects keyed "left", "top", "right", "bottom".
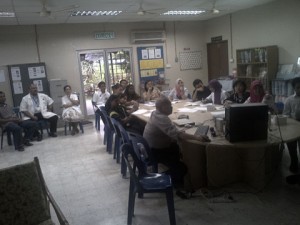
[{"left": 132, "top": 109, "right": 148, "bottom": 115}]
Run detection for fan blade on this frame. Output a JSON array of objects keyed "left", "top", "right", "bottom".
[{"left": 53, "top": 5, "right": 79, "bottom": 14}]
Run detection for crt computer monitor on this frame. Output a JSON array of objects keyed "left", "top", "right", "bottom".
[{"left": 225, "top": 103, "right": 269, "bottom": 143}]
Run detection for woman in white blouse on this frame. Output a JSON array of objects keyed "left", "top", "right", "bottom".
[
  {"left": 168, "top": 78, "right": 190, "bottom": 101},
  {"left": 62, "top": 85, "right": 83, "bottom": 135}
]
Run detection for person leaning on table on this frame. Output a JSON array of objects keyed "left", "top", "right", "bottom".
[{"left": 143, "top": 96, "right": 210, "bottom": 197}]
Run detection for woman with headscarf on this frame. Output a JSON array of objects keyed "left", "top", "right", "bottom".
[
  {"left": 203, "top": 79, "right": 227, "bottom": 104},
  {"left": 168, "top": 78, "right": 190, "bottom": 101},
  {"left": 244, "top": 80, "right": 276, "bottom": 112}
]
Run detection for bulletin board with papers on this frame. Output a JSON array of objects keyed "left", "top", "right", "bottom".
[
  {"left": 8, "top": 62, "right": 50, "bottom": 107},
  {"left": 179, "top": 51, "right": 202, "bottom": 71},
  {"left": 137, "top": 46, "right": 165, "bottom": 85}
]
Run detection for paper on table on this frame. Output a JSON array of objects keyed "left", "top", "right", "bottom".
[
  {"left": 143, "top": 102, "right": 155, "bottom": 107},
  {"left": 143, "top": 113, "right": 152, "bottom": 117},
  {"left": 184, "top": 101, "right": 201, "bottom": 106},
  {"left": 132, "top": 109, "right": 148, "bottom": 115},
  {"left": 177, "top": 107, "right": 199, "bottom": 113}
]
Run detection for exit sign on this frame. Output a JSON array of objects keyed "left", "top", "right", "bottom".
[{"left": 95, "top": 32, "right": 115, "bottom": 40}]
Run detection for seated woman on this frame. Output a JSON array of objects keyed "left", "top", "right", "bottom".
[
  {"left": 108, "top": 94, "right": 145, "bottom": 135},
  {"left": 168, "top": 78, "right": 190, "bottom": 101},
  {"left": 202, "top": 79, "right": 227, "bottom": 104},
  {"left": 224, "top": 79, "right": 250, "bottom": 105},
  {"left": 143, "top": 80, "right": 161, "bottom": 102},
  {"left": 61, "top": 85, "right": 83, "bottom": 135},
  {"left": 124, "top": 84, "right": 142, "bottom": 102},
  {"left": 192, "top": 79, "right": 211, "bottom": 102},
  {"left": 244, "top": 80, "right": 276, "bottom": 112}
]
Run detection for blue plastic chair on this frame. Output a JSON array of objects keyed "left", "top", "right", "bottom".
[
  {"left": 275, "top": 102, "right": 284, "bottom": 114},
  {"left": 99, "top": 107, "right": 114, "bottom": 153},
  {"left": 128, "top": 132, "right": 158, "bottom": 174},
  {"left": 122, "top": 143, "right": 176, "bottom": 225},
  {"left": 93, "top": 105, "right": 101, "bottom": 131}
]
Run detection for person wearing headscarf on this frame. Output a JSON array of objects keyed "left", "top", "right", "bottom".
[
  {"left": 168, "top": 78, "right": 190, "bottom": 101},
  {"left": 244, "top": 80, "right": 276, "bottom": 112},
  {"left": 203, "top": 79, "right": 227, "bottom": 104}
]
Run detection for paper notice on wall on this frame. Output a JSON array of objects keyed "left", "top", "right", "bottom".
[
  {"left": 148, "top": 49, "right": 155, "bottom": 59},
  {"left": 13, "top": 81, "right": 23, "bottom": 94},
  {"left": 155, "top": 48, "right": 162, "bottom": 58},
  {"left": 11, "top": 67, "right": 21, "bottom": 81},
  {"left": 28, "top": 66, "right": 46, "bottom": 79},
  {"left": 0, "top": 69, "right": 5, "bottom": 82},
  {"left": 142, "top": 49, "right": 148, "bottom": 59},
  {"left": 33, "top": 80, "right": 44, "bottom": 92}
]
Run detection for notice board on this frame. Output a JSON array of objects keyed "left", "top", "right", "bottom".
[
  {"left": 137, "top": 46, "right": 165, "bottom": 86},
  {"left": 8, "top": 62, "right": 50, "bottom": 107}
]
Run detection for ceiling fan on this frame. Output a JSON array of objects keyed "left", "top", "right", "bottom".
[
  {"left": 17, "top": 0, "right": 79, "bottom": 17},
  {"left": 128, "top": 0, "right": 164, "bottom": 16},
  {"left": 201, "top": 0, "right": 227, "bottom": 15}
]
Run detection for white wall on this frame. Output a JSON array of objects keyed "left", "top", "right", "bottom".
[
  {"left": 204, "top": 0, "right": 300, "bottom": 73},
  {"left": 0, "top": 0, "right": 299, "bottom": 109}
]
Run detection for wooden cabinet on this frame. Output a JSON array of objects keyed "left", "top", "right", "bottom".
[{"left": 236, "top": 45, "right": 278, "bottom": 92}]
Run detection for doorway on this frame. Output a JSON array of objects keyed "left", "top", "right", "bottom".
[
  {"left": 78, "top": 48, "right": 133, "bottom": 116},
  {"left": 207, "top": 41, "right": 229, "bottom": 80}
]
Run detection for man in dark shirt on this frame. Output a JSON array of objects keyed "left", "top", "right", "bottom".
[
  {"left": 192, "top": 79, "right": 211, "bottom": 102},
  {"left": 0, "top": 91, "right": 37, "bottom": 151}
]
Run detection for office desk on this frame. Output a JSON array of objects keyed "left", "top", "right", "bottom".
[{"left": 135, "top": 101, "right": 300, "bottom": 190}]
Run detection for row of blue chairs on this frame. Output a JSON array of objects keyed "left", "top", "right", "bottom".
[{"left": 96, "top": 106, "right": 176, "bottom": 225}]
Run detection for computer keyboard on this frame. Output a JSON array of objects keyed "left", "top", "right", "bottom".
[{"left": 194, "top": 125, "right": 209, "bottom": 136}]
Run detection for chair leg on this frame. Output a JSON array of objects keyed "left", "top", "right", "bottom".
[
  {"left": 64, "top": 122, "right": 67, "bottom": 135},
  {"left": 1, "top": 132, "right": 4, "bottom": 150},
  {"left": 127, "top": 179, "right": 136, "bottom": 225},
  {"left": 165, "top": 188, "right": 176, "bottom": 225},
  {"left": 79, "top": 122, "right": 84, "bottom": 133}
]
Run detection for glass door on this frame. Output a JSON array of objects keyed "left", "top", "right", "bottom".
[{"left": 78, "top": 48, "right": 133, "bottom": 116}]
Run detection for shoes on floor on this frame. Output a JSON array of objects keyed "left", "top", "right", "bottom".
[
  {"left": 15, "top": 146, "right": 25, "bottom": 151},
  {"left": 37, "top": 135, "right": 43, "bottom": 142},
  {"left": 49, "top": 133, "right": 57, "bottom": 137},
  {"left": 24, "top": 140, "right": 33, "bottom": 146},
  {"left": 75, "top": 127, "right": 79, "bottom": 134},
  {"left": 71, "top": 130, "right": 76, "bottom": 136},
  {"left": 176, "top": 190, "right": 188, "bottom": 199}
]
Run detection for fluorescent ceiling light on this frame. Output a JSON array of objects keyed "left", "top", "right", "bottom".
[
  {"left": 71, "top": 11, "right": 122, "bottom": 16},
  {"left": 162, "top": 10, "right": 205, "bottom": 15},
  {"left": 0, "top": 12, "right": 15, "bottom": 17}
]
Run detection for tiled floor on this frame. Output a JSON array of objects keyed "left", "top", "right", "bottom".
[{"left": 0, "top": 121, "right": 300, "bottom": 225}]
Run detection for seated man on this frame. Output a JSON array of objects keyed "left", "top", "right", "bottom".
[
  {"left": 0, "top": 91, "right": 37, "bottom": 151},
  {"left": 20, "top": 83, "right": 58, "bottom": 138},
  {"left": 92, "top": 81, "right": 110, "bottom": 114},
  {"left": 143, "top": 96, "right": 210, "bottom": 193},
  {"left": 192, "top": 79, "right": 211, "bottom": 102}
]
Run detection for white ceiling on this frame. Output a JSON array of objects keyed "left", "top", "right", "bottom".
[{"left": 0, "top": 0, "right": 277, "bottom": 25}]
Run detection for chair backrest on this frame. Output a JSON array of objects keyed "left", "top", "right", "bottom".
[
  {"left": 0, "top": 157, "right": 69, "bottom": 225},
  {"left": 128, "top": 132, "right": 158, "bottom": 173},
  {"left": 111, "top": 117, "right": 130, "bottom": 144}
]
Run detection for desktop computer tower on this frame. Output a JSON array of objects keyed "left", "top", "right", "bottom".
[{"left": 225, "top": 103, "right": 269, "bottom": 142}]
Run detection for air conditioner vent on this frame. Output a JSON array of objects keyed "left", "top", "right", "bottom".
[{"left": 131, "top": 30, "right": 166, "bottom": 44}]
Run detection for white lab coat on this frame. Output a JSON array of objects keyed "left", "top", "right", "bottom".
[{"left": 20, "top": 93, "right": 57, "bottom": 120}]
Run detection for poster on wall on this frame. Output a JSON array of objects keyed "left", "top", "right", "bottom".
[
  {"left": 28, "top": 66, "right": 46, "bottom": 79},
  {"left": 13, "top": 82, "right": 23, "bottom": 94},
  {"left": 137, "top": 46, "right": 165, "bottom": 87},
  {"left": 33, "top": 80, "right": 44, "bottom": 92},
  {"left": 11, "top": 67, "right": 21, "bottom": 81}
]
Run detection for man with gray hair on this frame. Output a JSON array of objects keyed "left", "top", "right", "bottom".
[{"left": 143, "top": 96, "right": 210, "bottom": 196}]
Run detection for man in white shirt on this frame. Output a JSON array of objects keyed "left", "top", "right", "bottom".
[
  {"left": 20, "top": 83, "right": 58, "bottom": 138},
  {"left": 92, "top": 81, "right": 110, "bottom": 113}
]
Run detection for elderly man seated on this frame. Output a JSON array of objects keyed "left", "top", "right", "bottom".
[
  {"left": 143, "top": 96, "right": 210, "bottom": 197},
  {"left": 20, "top": 83, "right": 58, "bottom": 138}
]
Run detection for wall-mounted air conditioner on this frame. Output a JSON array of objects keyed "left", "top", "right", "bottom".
[{"left": 131, "top": 30, "right": 166, "bottom": 44}]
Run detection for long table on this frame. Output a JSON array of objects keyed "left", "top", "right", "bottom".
[{"left": 134, "top": 101, "right": 300, "bottom": 190}]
